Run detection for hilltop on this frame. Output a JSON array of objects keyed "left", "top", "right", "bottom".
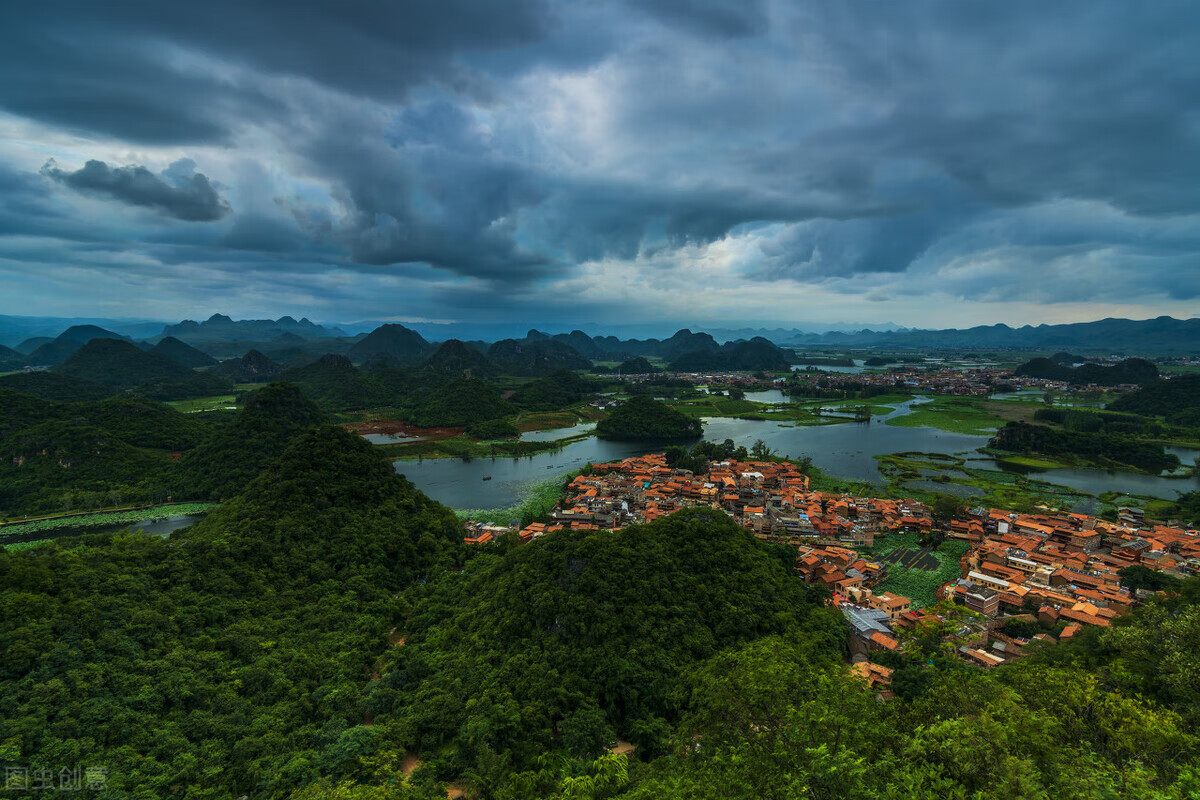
[
  {"left": 54, "top": 338, "right": 233, "bottom": 399},
  {"left": 149, "top": 335, "right": 218, "bottom": 368},
  {"left": 175, "top": 382, "right": 328, "bottom": 499},
  {"left": 346, "top": 322, "right": 432, "bottom": 365},
  {"left": 209, "top": 349, "right": 282, "bottom": 382}
]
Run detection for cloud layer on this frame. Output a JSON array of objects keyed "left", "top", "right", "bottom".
[{"left": 1, "top": 0, "right": 1198, "bottom": 328}]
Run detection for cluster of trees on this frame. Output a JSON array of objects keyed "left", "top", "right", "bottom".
[
  {"left": 990, "top": 420, "right": 1181, "bottom": 474},
  {"left": 784, "top": 376, "right": 908, "bottom": 400},
  {"left": 1032, "top": 406, "right": 1180, "bottom": 437},
  {"left": 595, "top": 396, "right": 702, "bottom": 441}
]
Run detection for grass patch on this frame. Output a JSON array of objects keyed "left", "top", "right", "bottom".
[
  {"left": 884, "top": 397, "right": 1003, "bottom": 435},
  {"left": 857, "top": 533, "right": 969, "bottom": 610},
  {"left": 167, "top": 395, "right": 239, "bottom": 413}
]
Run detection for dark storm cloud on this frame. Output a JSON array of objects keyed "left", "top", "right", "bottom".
[
  {"left": 41, "top": 159, "right": 232, "bottom": 222},
  {"left": 633, "top": 0, "right": 770, "bottom": 37},
  {"left": 0, "top": 0, "right": 555, "bottom": 145},
  {"left": 3, "top": 0, "right": 1200, "bottom": 322}
]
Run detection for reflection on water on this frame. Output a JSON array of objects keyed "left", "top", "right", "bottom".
[
  {"left": 362, "top": 432, "right": 425, "bottom": 444},
  {"left": 2, "top": 514, "right": 202, "bottom": 545}
]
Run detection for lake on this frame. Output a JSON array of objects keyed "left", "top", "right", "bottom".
[{"left": 393, "top": 395, "right": 1199, "bottom": 509}]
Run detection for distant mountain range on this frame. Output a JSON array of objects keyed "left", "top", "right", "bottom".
[
  {"left": 775, "top": 316, "right": 1200, "bottom": 354},
  {"left": 4, "top": 313, "right": 1200, "bottom": 363},
  {"left": 160, "top": 314, "right": 347, "bottom": 343}
]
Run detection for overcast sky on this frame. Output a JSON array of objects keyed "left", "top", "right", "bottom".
[{"left": 1, "top": 0, "right": 1198, "bottom": 330}]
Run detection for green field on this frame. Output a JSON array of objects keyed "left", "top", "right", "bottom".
[
  {"left": 166, "top": 394, "right": 239, "bottom": 413},
  {"left": 885, "top": 397, "right": 1007, "bottom": 434},
  {"left": 857, "top": 532, "right": 969, "bottom": 610}
]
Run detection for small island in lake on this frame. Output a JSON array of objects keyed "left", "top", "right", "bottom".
[{"left": 595, "top": 395, "right": 703, "bottom": 441}]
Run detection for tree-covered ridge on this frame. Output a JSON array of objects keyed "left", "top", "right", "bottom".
[
  {"left": 0, "top": 391, "right": 221, "bottom": 515},
  {"left": 487, "top": 338, "right": 593, "bottom": 375},
  {"left": 1013, "top": 356, "right": 1159, "bottom": 385},
  {"left": 1108, "top": 373, "right": 1200, "bottom": 426},
  {"left": 347, "top": 323, "right": 433, "bottom": 366},
  {"left": 274, "top": 353, "right": 393, "bottom": 410},
  {"left": 421, "top": 339, "right": 496, "bottom": 377},
  {"left": 0, "top": 370, "right": 117, "bottom": 402},
  {"left": 0, "top": 425, "right": 461, "bottom": 798},
  {"left": 209, "top": 348, "right": 283, "bottom": 382},
  {"left": 54, "top": 337, "right": 234, "bottom": 400},
  {"left": 176, "top": 381, "right": 328, "bottom": 500},
  {"left": 373, "top": 508, "right": 842, "bottom": 787},
  {"left": 149, "top": 335, "right": 218, "bottom": 367},
  {"left": 596, "top": 395, "right": 702, "bottom": 440}
]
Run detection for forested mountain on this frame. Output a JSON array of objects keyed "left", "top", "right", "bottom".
[
  {"left": 596, "top": 396, "right": 702, "bottom": 440},
  {"left": 0, "top": 425, "right": 461, "bottom": 797},
  {"left": 347, "top": 323, "right": 433, "bottom": 365},
  {"left": 616, "top": 356, "right": 659, "bottom": 374},
  {"left": 24, "top": 324, "right": 129, "bottom": 366},
  {"left": 54, "top": 338, "right": 233, "bottom": 400},
  {"left": 408, "top": 378, "right": 513, "bottom": 427},
  {"left": 160, "top": 313, "right": 345, "bottom": 343},
  {"left": 1013, "top": 356, "right": 1159, "bottom": 385},
  {"left": 274, "top": 354, "right": 390, "bottom": 410},
  {"left": 487, "top": 338, "right": 593, "bottom": 375},
  {"left": 176, "top": 382, "right": 327, "bottom": 499},
  {"left": 371, "top": 508, "right": 841, "bottom": 785},
  {"left": 149, "top": 335, "right": 218, "bottom": 367},
  {"left": 670, "top": 337, "right": 794, "bottom": 372},
  {"left": 0, "top": 343, "right": 25, "bottom": 370},
  {"left": 780, "top": 315, "right": 1200, "bottom": 354},
  {"left": 210, "top": 348, "right": 283, "bottom": 382},
  {"left": 422, "top": 339, "right": 496, "bottom": 377},
  {"left": 509, "top": 369, "right": 599, "bottom": 411},
  {"left": 0, "top": 390, "right": 218, "bottom": 514}
]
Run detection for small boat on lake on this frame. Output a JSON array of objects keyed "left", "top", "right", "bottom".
[{"left": 482, "top": 476, "right": 492, "bottom": 481}]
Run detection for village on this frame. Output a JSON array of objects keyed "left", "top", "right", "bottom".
[{"left": 463, "top": 452, "right": 1200, "bottom": 692}]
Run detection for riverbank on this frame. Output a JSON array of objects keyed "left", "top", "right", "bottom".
[{"left": 454, "top": 472, "right": 581, "bottom": 526}]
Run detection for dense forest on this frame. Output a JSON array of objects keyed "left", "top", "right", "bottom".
[
  {"left": 595, "top": 396, "right": 702, "bottom": 440},
  {"left": 1108, "top": 374, "right": 1200, "bottom": 426},
  {"left": 1013, "top": 356, "right": 1159, "bottom": 386}
]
